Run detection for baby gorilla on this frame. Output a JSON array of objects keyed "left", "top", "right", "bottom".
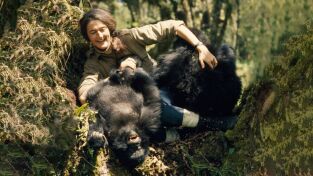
[
  {"left": 153, "top": 44, "right": 242, "bottom": 120},
  {"left": 86, "top": 68, "right": 161, "bottom": 167}
]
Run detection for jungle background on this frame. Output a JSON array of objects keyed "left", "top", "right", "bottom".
[{"left": 0, "top": 0, "right": 312, "bottom": 175}]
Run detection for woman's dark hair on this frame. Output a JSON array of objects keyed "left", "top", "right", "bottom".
[
  {"left": 79, "top": 8, "right": 126, "bottom": 52},
  {"left": 79, "top": 8, "right": 116, "bottom": 41}
]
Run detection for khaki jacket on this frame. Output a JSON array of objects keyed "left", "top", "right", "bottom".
[{"left": 78, "top": 20, "right": 185, "bottom": 101}]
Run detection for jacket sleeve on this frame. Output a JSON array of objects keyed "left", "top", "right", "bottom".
[
  {"left": 78, "top": 57, "right": 100, "bottom": 102},
  {"left": 119, "top": 55, "right": 142, "bottom": 67},
  {"left": 129, "top": 20, "right": 185, "bottom": 46}
]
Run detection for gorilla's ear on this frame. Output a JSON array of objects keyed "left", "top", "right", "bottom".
[{"left": 138, "top": 105, "right": 161, "bottom": 134}]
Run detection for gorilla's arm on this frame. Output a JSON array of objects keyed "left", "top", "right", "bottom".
[
  {"left": 86, "top": 79, "right": 110, "bottom": 106},
  {"left": 130, "top": 68, "right": 161, "bottom": 134},
  {"left": 87, "top": 115, "right": 108, "bottom": 148},
  {"left": 131, "top": 68, "right": 161, "bottom": 105}
]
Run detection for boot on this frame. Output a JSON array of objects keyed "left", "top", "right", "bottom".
[{"left": 197, "top": 115, "right": 238, "bottom": 131}]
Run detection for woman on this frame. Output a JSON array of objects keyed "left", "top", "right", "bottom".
[{"left": 78, "top": 8, "right": 223, "bottom": 141}]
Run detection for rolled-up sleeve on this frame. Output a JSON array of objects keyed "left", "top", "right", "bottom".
[
  {"left": 78, "top": 58, "right": 100, "bottom": 101},
  {"left": 129, "top": 20, "right": 185, "bottom": 46}
]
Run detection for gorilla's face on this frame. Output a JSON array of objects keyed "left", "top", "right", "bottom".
[
  {"left": 104, "top": 103, "right": 150, "bottom": 166},
  {"left": 109, "top": 124, "right": 150, "bottom": 166}
]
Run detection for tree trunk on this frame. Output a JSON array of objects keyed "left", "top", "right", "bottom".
[{"left": 182, "top": 0, "right": 194, "bottom": 28}]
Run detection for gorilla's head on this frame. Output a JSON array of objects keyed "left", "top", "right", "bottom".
[
  {"left": 102, "top": 96, "right": 159, "bottom": 166},
  {"left": 87, "top": 68, "right": 161, "bottom": 167}
]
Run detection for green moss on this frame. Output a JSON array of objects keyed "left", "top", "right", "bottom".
[
  {"left": 0, "top": 0, "right": 85, "bottom": 175},
  {"left": 224, "top": 21, "right": 313, "bottom": 175}
]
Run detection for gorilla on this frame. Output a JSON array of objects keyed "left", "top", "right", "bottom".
[
  {"left": 153, "top": 44, "right": 242, "bottom": 118},
  {"left": 86, "top": 68, "right": 161, "bottom": 167}
]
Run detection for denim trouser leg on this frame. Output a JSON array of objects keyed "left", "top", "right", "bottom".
[{"left": 160, "top": 89, "right": 184, "bottom": 127}]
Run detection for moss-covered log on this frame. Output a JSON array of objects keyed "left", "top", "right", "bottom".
[{"left": 224, "top": 21, "right": 313, "bottom": 175}]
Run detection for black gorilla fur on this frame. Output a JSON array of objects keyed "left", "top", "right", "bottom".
[
  {"left": 86, "top": 68, "right": 161, "bottom": 167},
  {"left": 153, "top": 44, "right": 242, "bottom": 118}
]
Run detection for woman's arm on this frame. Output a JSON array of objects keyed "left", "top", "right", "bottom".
[
  {"left": 78, "top": 57, "right": 101, "bottom": 104},
  {"left": 78, "top": 74, "right": 98, "bottom": 104},
  {"left": 176, "top": 25, "right": 218, "bottom": 69},
  {"left": 129, "top": 20, "right": 185, "bottom": 45},
  {"left": 129, "top": 20, "right": 217, "bottom": 69}
]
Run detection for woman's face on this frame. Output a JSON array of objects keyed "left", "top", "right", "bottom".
[{"left": 87, "top": 20, "right": 111, "bottom": 52}]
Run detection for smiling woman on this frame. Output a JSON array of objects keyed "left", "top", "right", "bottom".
[{"left": 86, "top": 20, "right": 112, "bottom": 52}]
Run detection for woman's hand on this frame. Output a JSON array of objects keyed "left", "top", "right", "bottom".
[
  {"left": 196, "top": 44, "right": 218, "bottom": 69},
  {"left": 120, "top": 58, "right": 137, "bottom": 70},
  {"left": 175, "top": 24, "right": 218, "bottom": 69}
]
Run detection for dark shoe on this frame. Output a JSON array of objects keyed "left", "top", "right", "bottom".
[
  {"left": 151, "top": 128, "right": 180, "bottom": 143},
  {"left": 164, "top": 128, "right": 180, "bottom": 143},
  {"left": 197, "top": 115, "right": 238, "bottom": 131}
]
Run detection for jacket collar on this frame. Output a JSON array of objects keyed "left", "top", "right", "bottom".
[{"left": 88, "top": 47, "right": 115, "bottom": 60}]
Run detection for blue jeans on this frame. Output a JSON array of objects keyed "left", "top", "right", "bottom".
[{"left": 160, "top": 89, "right": 184, "bottom": 127}]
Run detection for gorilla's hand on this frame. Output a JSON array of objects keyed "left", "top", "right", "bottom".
[
  {"left": 87, "top": 131, "right": 108, "bottom": 148},
  {"left": 109, "top": 67, "right": 135, "bottom": 85},
  {"left": 87, "top": 117, "right": 109, "bottom": 149}
]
